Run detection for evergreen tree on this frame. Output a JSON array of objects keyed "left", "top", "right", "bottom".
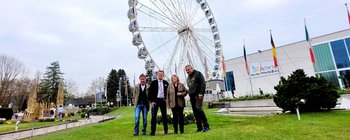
[
  {"left": 38, "top": 61, "right": 64, "bottom": 104},
  {"left": 117, "top": 69, "right": 131, "bottom": 106},
  {"left": 107, "top": 69, "right": 119, "bottom": 104}
]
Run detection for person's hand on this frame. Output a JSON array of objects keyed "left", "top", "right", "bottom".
[
  {"left": 177, "top": 92, "right": 182, "bottom": 96},
  {"left": 150, "top": 102, "right": 156, "bottom": 108},
  {"left": 198, "top": 94, "right": 204, "bottom": 101}
]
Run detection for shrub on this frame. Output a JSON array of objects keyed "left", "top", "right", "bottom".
[
  {"left": 38, "top": 117, "right": 55, "bottom": 122},
  {"left": 0, "top": 118, "right": 5, "bottom": 124},
  {"left": 0, "top": 108, "right": 14, "bottom": 120},
  {"left": 69, "top": 112, "right": 75, "bottom": 116},
  {"left": 156, "top": 109, "right": 195, "bottom": 125},
  {"left": 274, "top": 69, "right": 340, "bottom": 113}
]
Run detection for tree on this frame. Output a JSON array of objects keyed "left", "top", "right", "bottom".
[
  {"left": 38, "top": 61, "right": 64, "bottom": 104},
  {"left": 117, "top": 69, "right": 131, "bottom": 106},
  {"left": 86, "top": 77, "right": 105, "bottom": 106},
  {"left": 0, "top": 54, "right": 26, "bottom": 106},
  {"left": 107, "top": 69, "right": 118, "bottom": 104},
  {"left": 11, "top": 78, "right": 32, "bottom": 111},
  {"left": 65, "top": 78, "right": 79, "bottom": 99},
  {"left": 274, "top": 69, "right": 340, "bottom": 112}
]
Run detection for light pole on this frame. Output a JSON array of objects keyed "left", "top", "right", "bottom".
[
  {"left": 124, "top": 77, "right": 129, "bottom": 106},
  {"left": 296, "top": 99, "right": 306, "bottom": 120}
]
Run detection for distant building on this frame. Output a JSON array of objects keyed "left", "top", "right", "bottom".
[
  {"left": 225, "top": 29, "right": 350, "bottom": 97},
  {"left": 65, "top": 97, "right": 95, "bottom": 108}
]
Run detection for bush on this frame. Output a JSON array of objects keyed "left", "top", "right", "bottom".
[
  {"left": 0, "top": 118, "right": 5, "bottom": 124},
  {"left": 38, "top": 117, "right": 55, "bottom": 122},
  {"left": 274, "top": 69, "right": 340, "bottom": 113},
  {"left": 69, "top": 112, "right": 75, "bottom": 116},
  {"left": 156, "top": 109, "right": 195, "bottom": 125},
  {"left": 0, "top": 108, "right": 14, "bottom": 120}
]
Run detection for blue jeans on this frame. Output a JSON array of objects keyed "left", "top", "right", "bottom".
[
  {"left": 58, "top": 112, "right": 63, "bottom": 122},
  {"left": 134, "top": 104, "right": 148, "bottom": 135}
]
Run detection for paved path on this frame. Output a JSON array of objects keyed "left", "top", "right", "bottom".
[{"left": 0, "top": 115, "right": 117, "bottom": 140}]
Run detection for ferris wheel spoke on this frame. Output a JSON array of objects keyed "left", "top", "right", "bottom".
[
  {"left": 164, "top": 36, "right": 182, "bottom": 74},
  {"left": 192, "top": 16, "right": 207, "bottom": 27},
  {"left": 150, "top": 0, "right": 183, "bottom": 27},
  {"left": 137, "top": 2, "right": 178, "bottom": 28},
  {"left": 169, "top": 0, "right": 188, "bottom": 25},
  {"left": 189, "top": 33, "right": 211, "bottom": 77},
  {"left": 192, "top": 32, "right": 215, "bottom": 55},
  {"left": 157, "top": 0, "right": 186, "bottom": 26},
  {"left": 149, "top": 34, "right": 179, "bottom": 54},
  {"left": 139, "top": 27, "right": 178, "bottom": 32}
]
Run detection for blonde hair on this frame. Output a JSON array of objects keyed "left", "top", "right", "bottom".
[{"left": 171, "top": 75, "right": 180, "bottom": 83}]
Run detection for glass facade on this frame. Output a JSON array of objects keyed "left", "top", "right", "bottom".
[
  {"left": 313, "top": 43, "right": 335, "bottom": 72},
  {"left": 314, "top": 37, "right": 350, "bottom": 88},
  {"left": 224, "top": 71, "right": 235, "bottom": 91},
  {"left": 330, "top": 40, "right": 350, "bottom": 69}
]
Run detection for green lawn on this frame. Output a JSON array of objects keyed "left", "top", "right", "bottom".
[
  {"left": 0, "top": 115, "right": 82, "bottom": 134},
  {"left": 31, "top": 107, "right": 350, "bottom": 140}
]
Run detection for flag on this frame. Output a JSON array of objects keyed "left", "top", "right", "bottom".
[
  {"left": 346, "top": 3, "right": 350, "bottom": 25},
  {"left": 304, "top": 22, "right": 316, "bottom": 63},
  {"left": 243, "top": 43, "right": 249, "bottom": 75},
  {"left": 222, "top": 55, "right": 226, "bottom": 78},
  {"left": 270, "top": 31, "right": 278, "bottom": 68}
]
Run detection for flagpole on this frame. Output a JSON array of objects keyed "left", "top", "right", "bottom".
[
  {"left": 304, "top": 19, "right": 319, "bottom": 76},
  {"left": 244, "top": 39, "right": 254, "bottom": 96},
  {"left": 346, "top": 3, "right": 350, "bottom": 28},
  {"left": 270, "top": 30, "right": 283, "bottom": 79}
]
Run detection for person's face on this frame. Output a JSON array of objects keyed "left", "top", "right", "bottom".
[
  {"left": 185, "top": 66, "right": 193, "bottom": 75},
  {"left": 157, "top": 71, "right": 164, "bottom": 80},
  {"left": 140, "top": 76, "right": 146, "bottom": 85},
  {"left": 172, "top": 76, "right": 178, "bottom": 83}
]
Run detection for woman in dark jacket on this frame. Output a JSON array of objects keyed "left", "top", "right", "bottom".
[{"left": 167, "top": 75, "right": 187, "bottom": 134}]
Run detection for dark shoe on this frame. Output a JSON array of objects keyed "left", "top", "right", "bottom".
[
  {"left": 142, "top": 132, "right": 146, "bottom": 135},
  {"left": 180, "top": 132, "right": 184, "bottom": 134},
  {"left": 133, "top": 134, "right": 139, "bottom": 136},
  {"left": 174, "top": 131, "right": 178, "bottom": 134},
  {"left": 164, "top": 131, "right": 168, "bottom": 135},
  {"left": 196, "top": 129, "right": 203, "bottom": 132},
  {"left": 203, "top": 127, "right": 210, "bottom": 132}
]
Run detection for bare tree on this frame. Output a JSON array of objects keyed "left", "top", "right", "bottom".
[
  {"left": 0, "top": 54, "right": 26, "bottom": 106},
  {"left": 86, "top": 77, "right": 105, "bottom": 106},
  {"left": 11, "top": 78, "right": 32, "bottom": 111},
  {"left": 65, "top": 78, "right": 79, "bottom": 99}
]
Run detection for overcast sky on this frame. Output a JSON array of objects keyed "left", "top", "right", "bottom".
[{"left": 1, "top": 0, "right": 349, "bottom": 95}]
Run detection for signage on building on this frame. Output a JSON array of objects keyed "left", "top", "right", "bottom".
[{"left": 250, "top": 61, "right": 279, "bottom": 78}]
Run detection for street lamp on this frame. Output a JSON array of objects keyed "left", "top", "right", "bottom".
[{"left": 296, "top": 99, "right": 306, "bottom": 120}]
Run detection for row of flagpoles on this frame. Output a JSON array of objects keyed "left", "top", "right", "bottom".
[{"left": 221, "top": 4, "right": 350, "bottom": 95}]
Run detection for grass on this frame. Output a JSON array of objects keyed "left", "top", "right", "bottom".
[
  {"left": 0, "top": 115, "right": 82, "bottom": 134},
  {"left": 29, "top": 106, "right": 350, "bottom": 140}
]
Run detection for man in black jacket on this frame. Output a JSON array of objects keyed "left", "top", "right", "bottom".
[
  {"left": 149, "top": 70, "right": 169, "bottom": 135},
  {"left": 185, "top": 65, "right": 210, "bottom": 132}
]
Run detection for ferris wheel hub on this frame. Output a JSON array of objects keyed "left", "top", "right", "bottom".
[{"left": 177, "top": 27, "right": 190, "bottom": 35}]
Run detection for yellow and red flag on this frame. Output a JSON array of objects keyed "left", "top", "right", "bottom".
[{"left": 270, "top": 32, "right": 278, "bottom": 68}]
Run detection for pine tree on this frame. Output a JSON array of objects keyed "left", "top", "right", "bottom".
[
  {"left": 107, "top": 69, "right": 118, "bottom": 104},
  {"left": 117, "top": 69, "right": 132, "bottom": 106},
  {"left": 38, "top": 61, "right": 64, "bottom": 104}
]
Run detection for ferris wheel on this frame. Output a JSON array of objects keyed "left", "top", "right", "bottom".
[{"left": 127, "top": 0, "right": 224, "bottom": 82}]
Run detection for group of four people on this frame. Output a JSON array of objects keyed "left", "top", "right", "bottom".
[{"left": 133, "top": 65, "right": 210, "bottom": 136}]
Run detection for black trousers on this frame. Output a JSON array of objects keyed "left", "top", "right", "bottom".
[
  {"left": 171, "top": 106, "right": 184, "bottom": 133},
  {"left": 151, "top": 98, "right": 168, "bottom": 134},
  {"left": 190, "top": 94, "right": 209, "bottom": 130}
]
